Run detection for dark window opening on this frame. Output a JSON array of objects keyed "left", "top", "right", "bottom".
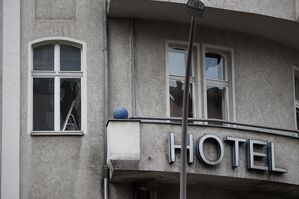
[
  {"left": 60, "top": 78, "right": 81, "bottom": 131},
  {"left": 169, "top": 80, "right": 193, "bottom": 118},
  {"left": 33, "top": 78, "right": 54, "bottom": 131}
]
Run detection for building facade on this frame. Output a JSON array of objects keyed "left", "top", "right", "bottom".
[{"left": 1, "top": 0, "right": 299, "bottom": 199}]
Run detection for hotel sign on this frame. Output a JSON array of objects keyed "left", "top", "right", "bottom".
[{"left": 168, "top": 133, "right": 287, "bottom": 173}]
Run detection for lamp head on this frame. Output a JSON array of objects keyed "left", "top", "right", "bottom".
[{"left": 187, "top": 0, "right": 205, "bottom": 17}]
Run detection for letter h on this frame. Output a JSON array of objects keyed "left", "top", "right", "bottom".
[{"left": 168, "top": 132, "right": 194, "bottom": 164}]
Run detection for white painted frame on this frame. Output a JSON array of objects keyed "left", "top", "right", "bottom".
[
  {"left": 202, "top": 43, "right": 236, "bottom": 121},
  {"left": 165, "top": 40, "right": 201, "bottom": 118},
  {"left": 28, "top": 37, "right": 87, "bottom": 135},
  {"left": 292, "top": 66, "right": 299, "bottom": 129}
]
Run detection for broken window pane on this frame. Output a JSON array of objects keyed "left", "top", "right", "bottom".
[
  {"left": 206, "top": 53, "right": 225, "bottom": 81},
  {"left": 33, "top": 45, "right": 54, "bottom": 70},
  {"left": 33, "top": 78, "right": 54, "bottom": 130},
  {"left": 60, "top": 78, "right": 81, "bottom": 131},
  {"left": 169, "top": 80, "right": 193, "bottom": 118}
]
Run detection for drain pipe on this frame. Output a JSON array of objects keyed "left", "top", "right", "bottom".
[
  {"left": 103, "top": 0, "right": 109, "bottom": 199},
  {"left": 130, "top": 17, "right": 137, "bottom": 116}
]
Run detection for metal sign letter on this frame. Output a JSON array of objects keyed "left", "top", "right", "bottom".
[
  {"left": 196, "top": 134, "right": 224, "bottom": 166},
  {"left": 168, "top": 132, "right": 194, "bottom": 164}
]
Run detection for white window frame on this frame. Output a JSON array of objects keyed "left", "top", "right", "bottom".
[
  {"left": 28, "top": 37, "right": 87, "bottom": 135},
  {"left": 292, "top": 66, "right": 299, "bottom": 130},
  {"left": 202, "top": 44, "right": 236, "bottom": 121},
  {"left": 165, "top": 40, "right": 201, "bottom": 118}
]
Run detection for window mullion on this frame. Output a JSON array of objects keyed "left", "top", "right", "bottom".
[
  {"left": 54, "top": 44, "right": 60, "bottom": 131},
  {"left": 206, "top": 79, "right": 228, "bottom": 87},
  {"left": 54, "top": 77, "right": 60, "bottom": 131}
]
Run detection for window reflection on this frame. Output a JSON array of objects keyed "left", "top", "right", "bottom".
[
  {"left": 60, "top": 78, "right": 81, "bottom": 131},
  {"left": 207, "top": 86, "right": 225, "bottom": 120},
  {"left": 33, "top": 45, "right": 54, "bottom": 70},
  {"left": 60, "top": 44, "right": 81, "bottom": 71},
  {"left": 169, "top": 80, "right": 193, "bottom": 118},
  {"left": 295, "top": 74, "right": 299, "bottom": 101},
  {"left": 296, "top": 108, "right": 299, "bottom": 130},
  {"left": 33, "top": 78, "right": 54, "bottom": 130},
  {"left": 168, "top": 47, "right": 191, "bottom": 76}
]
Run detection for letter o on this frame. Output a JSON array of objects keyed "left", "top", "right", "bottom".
[{"left": 196, "top": 134, "right": 224, "bottom": 166}]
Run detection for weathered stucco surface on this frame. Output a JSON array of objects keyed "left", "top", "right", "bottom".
[
  {"left": 109, "top": 18, "right": 299, "bottom": 129},
  {"left": 108, "top": 121, "right": 299, "bottom": 198},
  {"left": 17, "top": 0, "right": 299, "bottom": 198},
  {"left": 20, "top": 0, "right": 105, "bottom": 198},
  {"left": 108, "top": 18, "right": 133, "bottom": 115},
  {"left": 0, "top": 0, "right": 3, "bottom": 195},
  {"left": 154, "top": 0, "right": 297, "bottom": 21},
  {"left": 108, "top": 18, "right": 299, "bottom": 198}
]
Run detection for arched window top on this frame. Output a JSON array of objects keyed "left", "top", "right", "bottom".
[
  {"left": 33, "top": 44, "right": 55, "bottom": 70},
  {"left": 33, "top": 42, "right": 81, "bottom": 71},
  {"left": 31, "top": 37, "right": 84, "bottom": 48}
]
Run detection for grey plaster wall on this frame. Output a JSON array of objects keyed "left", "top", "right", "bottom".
[
  {"left": 0, "top": 0, "right": 2, "bottom": 196},
  {"left": 156, "top": 0, "right": 297, "bottom": 21},
  {"left": 138, "top": 123, "right": 299, "bottom": 185},
  {"left": 108, "top": 18, "right": 133, "bottom": 115},
  {"left": 20, "top": 0, "right": 105, "bottom": 199},
  {"left": 206, "top": 0, "right": 296, "bottom": 21},
  {"left": 109, "top": 18, "right": 299, "bottom": 129},
  {"left": 107, "top": 121, "right": 299, "bottom": 198},
  {"left": 108, "top": 121, "right": 299, "bottom": 198}
]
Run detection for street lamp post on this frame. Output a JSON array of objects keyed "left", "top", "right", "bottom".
[{"left": 180, "top": 1, "right": 205, "bottom": 199}]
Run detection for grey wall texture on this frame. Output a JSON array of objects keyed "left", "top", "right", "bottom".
[
  {"left": 0, "top": 0, "right": 3, "bottom": 196},
  {"left": 20, "top": 0, "right": 105, "bottom": 198},
  {"left": 157, "top": 0, "right": 297, "bottom": 21},
  {"left": 16, "top": 0, "right": 299, "bottom": 198},
  {"left": 108, "top": 18, "right": 133, "bottom": 115},
  {"left": 109, "top": 18, "right": 299, "bottom": 129},
  {"left": 107, "top": 121, "right": 299, "bottom": 198},
  {"left": 204, "top": 0, "right": 297, "bottom": 21},
  {"left": 108, "top": 18, "right": 299, "bottom": 198}
]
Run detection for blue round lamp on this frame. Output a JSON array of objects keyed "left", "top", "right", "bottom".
[{"left": 113, "top": 107, "right": 129, "bottom": 119}]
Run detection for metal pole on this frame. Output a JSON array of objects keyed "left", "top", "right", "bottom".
[
  {"left": 103, "top": 0, "right": 110, "bottom": 198},
  {"left": 180, "top": 16, "right": 197, "bottom": 199}
]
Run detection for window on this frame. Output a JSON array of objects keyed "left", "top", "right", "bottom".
[
  {"left": 294, "top": 69, "right": 299, "bottom": 130},
  {"left": 31, "top": 42, "right": 83, "bottom": 132},
  {"left": 204, "top": 52, "right": 229, "bottom": 120},
  {"left": 167, "top": 44, "right": 197, "bottom": 118},
  {"left": 166, "top": 43, "right": 235, "bottom": 122},
  {"left": 204, "top": 46, "right": 234, "bottom": 121}
]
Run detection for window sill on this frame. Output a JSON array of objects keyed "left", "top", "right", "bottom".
[{"left": 31, "top": 131, "right": 84, "bottom": 136}]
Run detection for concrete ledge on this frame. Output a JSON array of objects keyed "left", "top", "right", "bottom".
[
  {"left": 106, "top": 121, "right": 299, "bottom": 186},
  {"left": 107, "top": 121, "right": 141, "bottom": 161},
  {"left": 109, "top": 169, "right": 299, "bottom": 198},
  {"left": 31, "top": 131, "right": 84, "bottom": 136}
]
